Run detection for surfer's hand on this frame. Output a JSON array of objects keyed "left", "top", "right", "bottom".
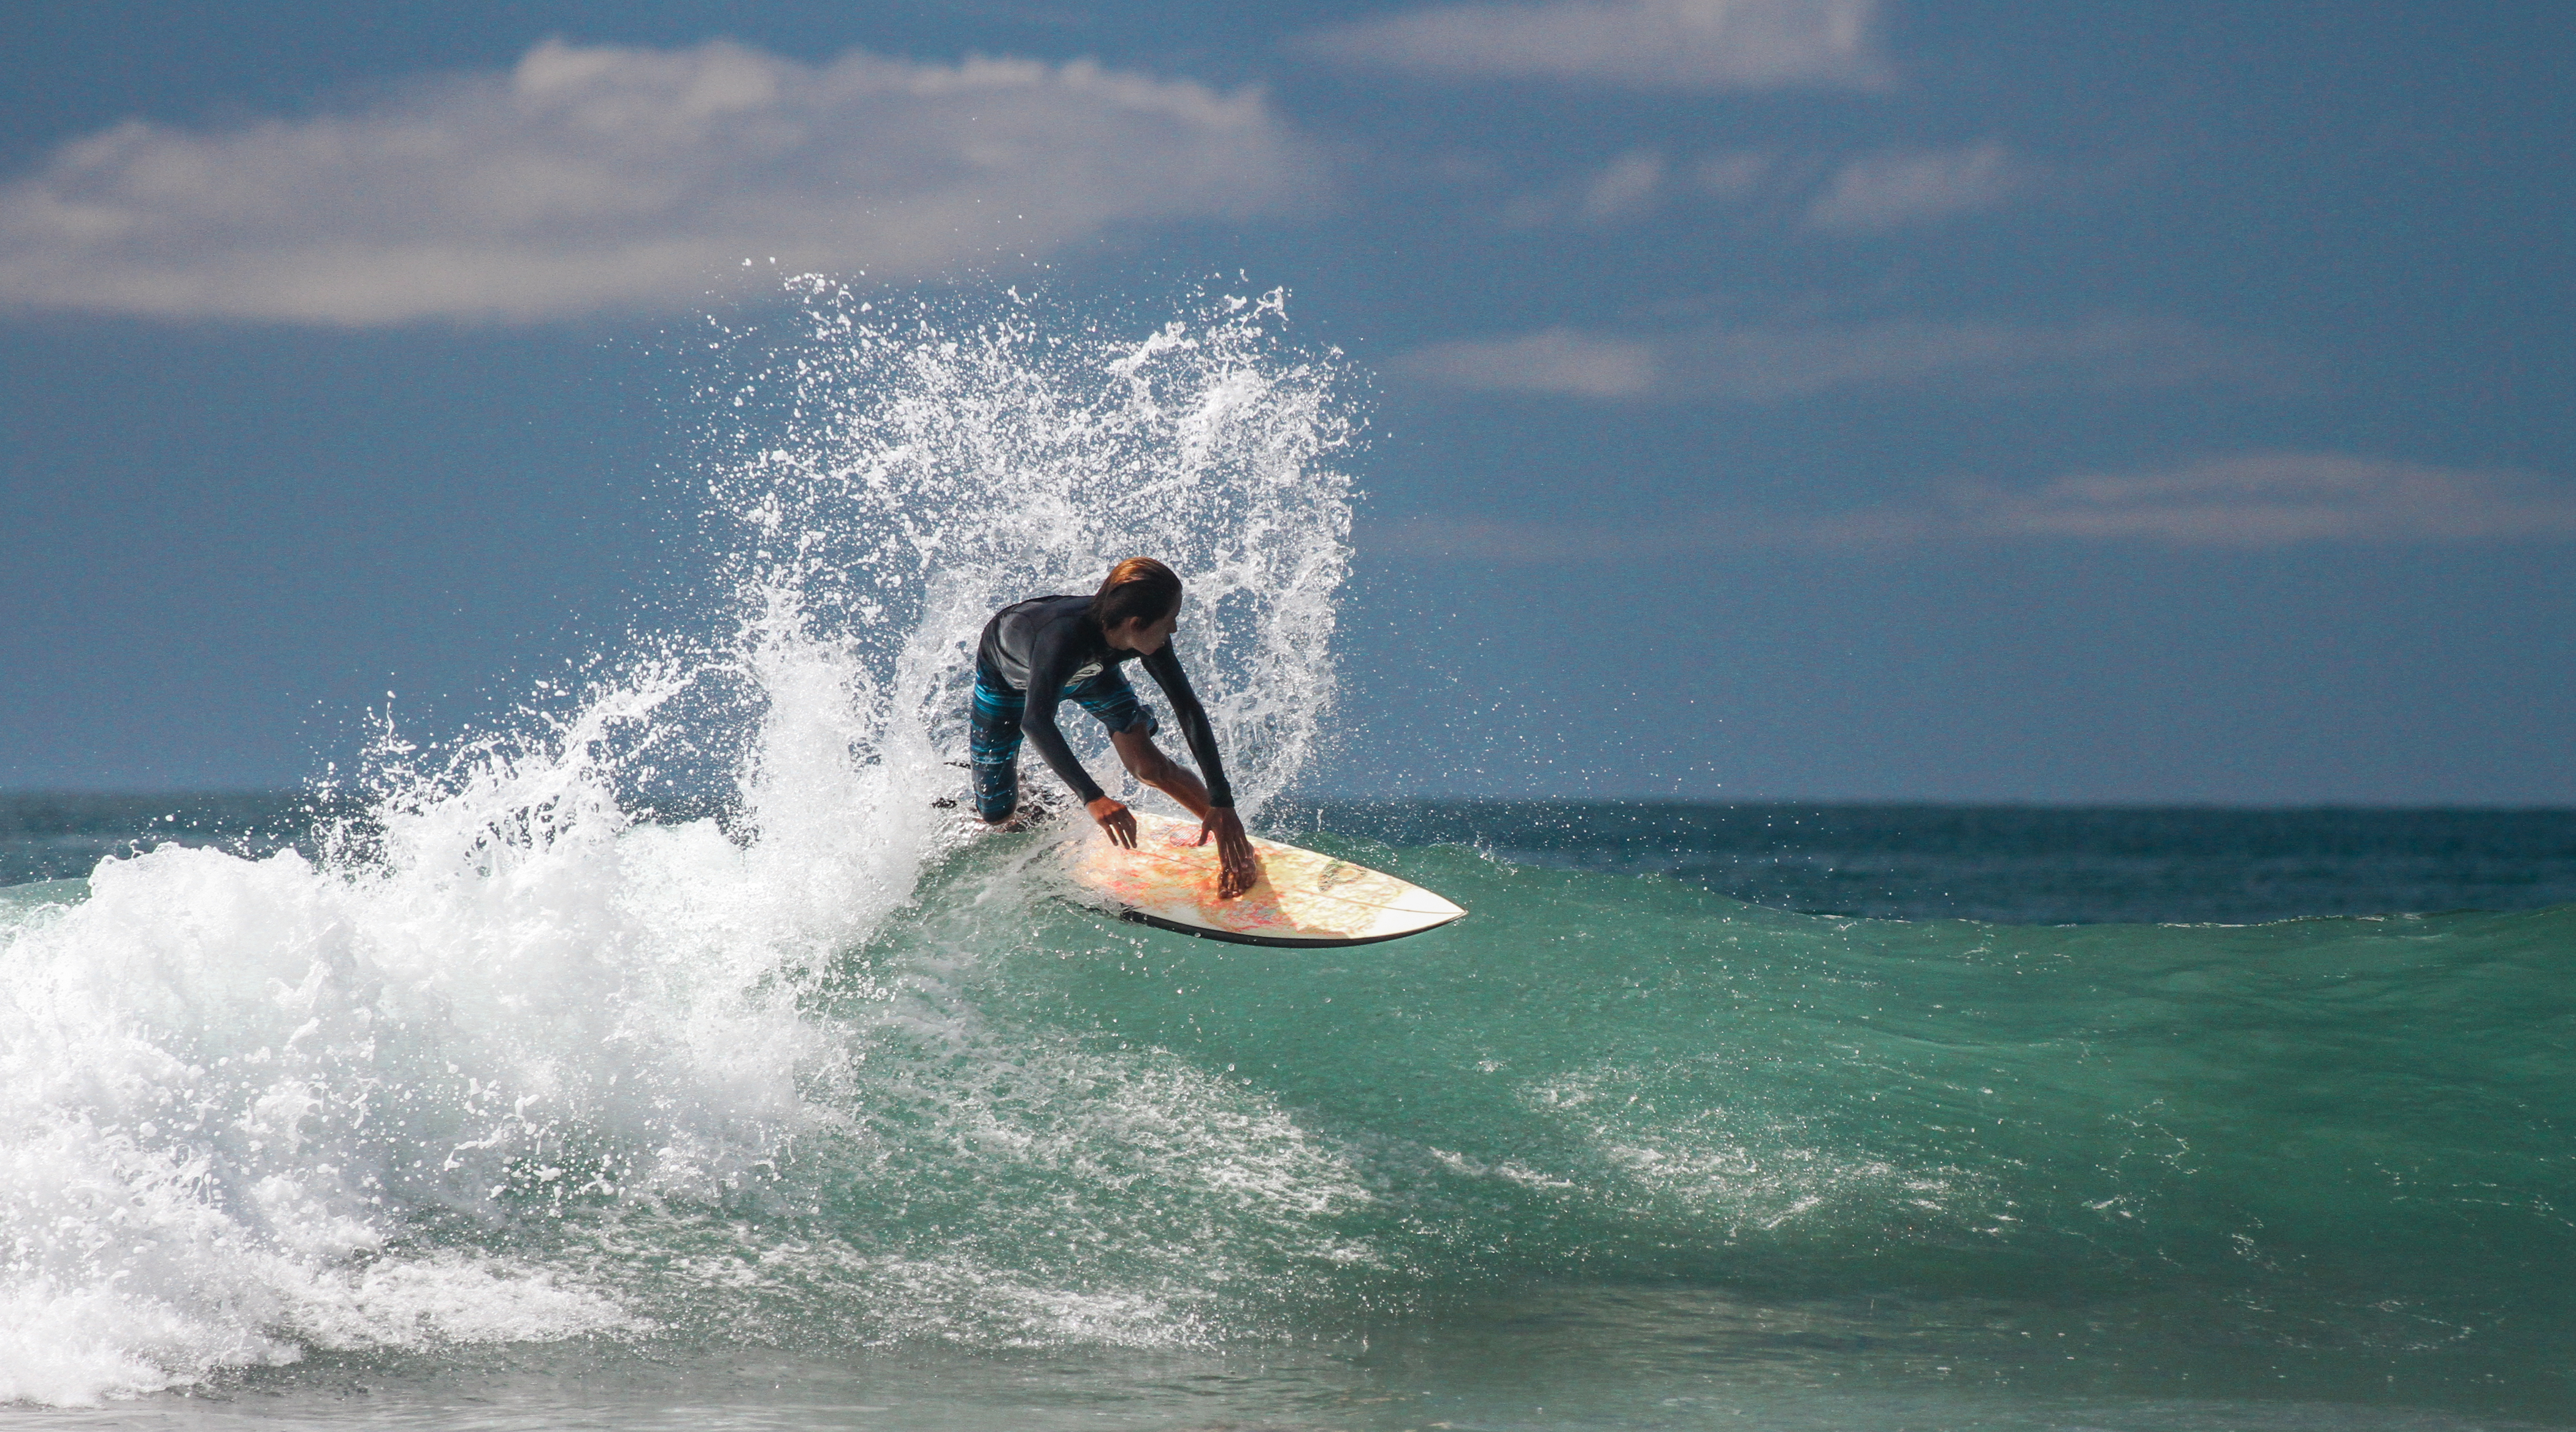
[
  {"left": 1087, "top": 797, "right": 1137, "bottom": 848},
  {"left": 1197, "top": 808, "right": 1258, "bottom": 900}
]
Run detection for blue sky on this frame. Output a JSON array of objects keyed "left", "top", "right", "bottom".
[{"left": 3, "top": 1, "right": 2571, "bottom": 802}]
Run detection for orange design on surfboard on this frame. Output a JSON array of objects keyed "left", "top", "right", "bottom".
[{"left": 1063, "top": 812, "right": 1465, "bottom": 948}]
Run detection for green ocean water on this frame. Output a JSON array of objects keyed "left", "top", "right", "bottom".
[
  {"left": 835, "top": 832, "right": 2576, "bottom": 1416},
  {"left": 7, "top": 802, "right": 2572, "bottom": 1429}
]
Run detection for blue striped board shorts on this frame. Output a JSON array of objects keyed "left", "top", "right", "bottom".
[{"left": 969, "top": 653, "right": 1159, "bottom": 822}]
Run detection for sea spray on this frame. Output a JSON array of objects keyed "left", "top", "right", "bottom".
[
  {"left": 690, "top": 278, "right": 1355, "bottom": 820},
  {"left": 0, "top": 285, "right": 1363, "bottom": 1403}
]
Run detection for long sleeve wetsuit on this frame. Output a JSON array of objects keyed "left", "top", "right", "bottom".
[{"left": 975, "top": 595, "right": 1235, "bottom": 809}]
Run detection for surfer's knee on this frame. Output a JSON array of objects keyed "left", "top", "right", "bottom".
[{"left": 971, "top": 756, "right": 1020, "bottom": 823}]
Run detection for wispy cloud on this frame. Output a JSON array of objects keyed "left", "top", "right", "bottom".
[
  {"left": 1387, "top": 315, "right": 2282, "bottom": 402},
  {"left": 1577, "top": 151, "right": 1669, "bottom": 222},
  {"left": 0, "top": 39, "right": 1310, "bottom": 326},
  {"left": 1502, "top": 148, "right": 1770, "bottom": 227},
  {"left": 1693, "top": 151, "right": 1773, "bottom": 198},
  {"left": 1294, "top": 0, "right": 1890, "bottom": 91},
  {"left": 1952, "top": 453, "right": 2576, "bottom": 545},
  {"left": 1389, "top": 327, "right": 1662, "bottom": 397},
  {"left": 1805, "top": 142, "right": 2022, "bottom": 231},
  {"left": 1371, "top": 454, "right": 2576, "bottom": 559}
]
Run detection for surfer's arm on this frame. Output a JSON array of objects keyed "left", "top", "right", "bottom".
[
  {"left": 1138, "top": 648, "right": 1254, "bottom": 898},
  {"left": 1139, "top": 648, "right": 1233, "bottom": 809},
  {"left": 1019, "top": 639, "right": 1108, "bottom": 810}
]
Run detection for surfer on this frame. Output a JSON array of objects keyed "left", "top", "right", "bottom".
[{"left": 971, "top": 557, "right": 1259, "bottom": 899}]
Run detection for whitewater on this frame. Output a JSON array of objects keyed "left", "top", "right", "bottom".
[{"left": 4, "top": 288, "right": 2572, "bottom": 1431}]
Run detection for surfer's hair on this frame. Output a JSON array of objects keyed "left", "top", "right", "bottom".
[{"left": 1091, "top": 557, "right": 1183, "bottom": 632}]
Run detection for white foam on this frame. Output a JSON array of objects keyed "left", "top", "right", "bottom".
[{"left": 0, "top": 285, "right": 1357, "bottom": 1404}]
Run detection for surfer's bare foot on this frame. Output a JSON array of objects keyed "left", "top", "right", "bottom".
[{"left": 981, "top": 802, "right": 1052, "bottom": 833}]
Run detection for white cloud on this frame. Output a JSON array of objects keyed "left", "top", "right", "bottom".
[
  {"left": 0, "top": 39, "right": 1311, "bottom": 325},
  {"left": 1953, "top": 453, "right": 2576, "bottom": 545},
  {"left": 1579, "top": 150, "right": 1669, "bottom": 221},
  {"left": 1390, "top": 327, "right": 1662, "bottom": 397},
  {"left": 1805, "top": 142, "right": 2021, "bottom": 232},
  {"left": 1502, "top": 148, "right": 1769, "bottom": 228},
  {"left": 1368, "top": 453, "right": 2576, "bottom": 560},
  {"left": 1294, "top": 0, "right": 1890, "bottom": 91},
  {"left": 1388, "top": 315, "right": 2275, "bottom": 403}
]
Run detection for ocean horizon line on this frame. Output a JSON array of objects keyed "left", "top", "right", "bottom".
[{"left": 5, "top": 788, "right": 2574, "bottom": 814}]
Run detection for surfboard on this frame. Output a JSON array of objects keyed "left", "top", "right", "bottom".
[{"left": 1062, "top": 811, "right": 1466, "bottom": 948}]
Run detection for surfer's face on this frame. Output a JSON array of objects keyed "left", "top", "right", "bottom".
[{"left": 1108, "top": 603, "right": 1181, "bottom": 654}]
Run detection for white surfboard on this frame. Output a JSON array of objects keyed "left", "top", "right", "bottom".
[{"left": 1062, "top": 811, "right": 1466, "bottom": 948}]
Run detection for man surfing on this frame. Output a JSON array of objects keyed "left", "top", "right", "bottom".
[{"left": 970, "top": 557, "right": 1260, "bottom": 900}]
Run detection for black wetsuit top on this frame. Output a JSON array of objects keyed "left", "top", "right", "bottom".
[{"left": 976, "top": 595, "right": 1235, "bottom": 809}]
